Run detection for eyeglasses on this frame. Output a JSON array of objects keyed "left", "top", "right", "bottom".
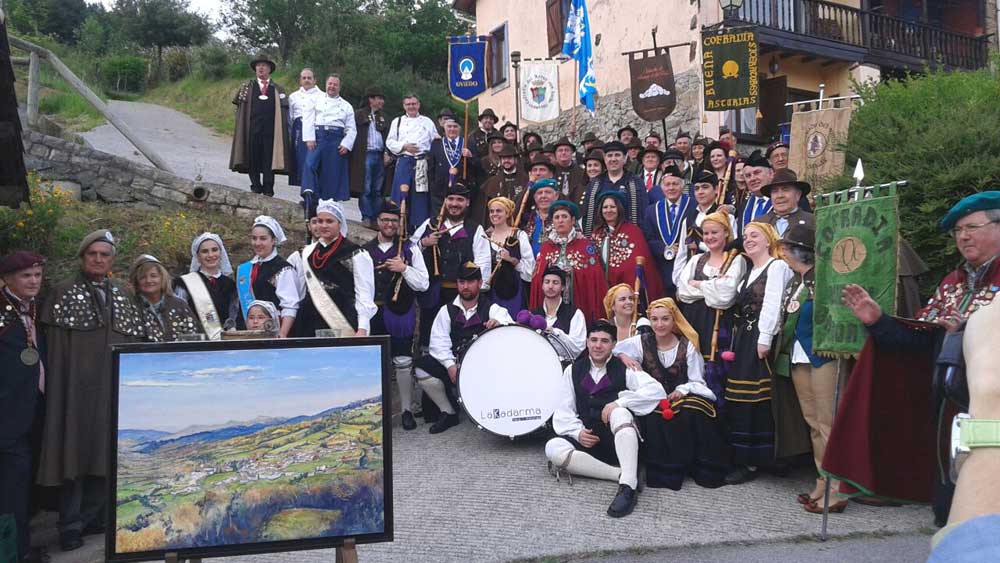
[{"left": 951, "top": 220, "right": 997, "bottom": 237}]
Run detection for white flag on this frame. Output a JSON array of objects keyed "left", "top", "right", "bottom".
[{"left": 520, "top": 62, "right": 560, "bottom": 123}]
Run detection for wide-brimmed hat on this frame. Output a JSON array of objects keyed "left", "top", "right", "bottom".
[
  {"left": 524, "top": 140, "right": 544, "bottom": 154},
  {"left": 584, "top": 149, "right": 606, "bottom": 165},
  {"left": 529, "top": 154, "right": 557, "bottom": 176},
  {"left": 640, "top": 147, "right": 663, "bottom": 161},
  {"left": 779, "top": 221, "right": 815, "bottom": 251},
  {"left": 437, "top": 107, "right": 455, "bottom": 118},
  {"left": 762, "top": 169, "right": 811, "bottom": 197},
  {"left": 626, "top": 138, "right": 643, "bottom": 151},
  {"left": 553, "top": 136, "right": 576, "bottom": 152},
  {"left": 365, "top": 86, "right": 385, "bottom": 99},
  {"left": 581, "top": 132, "right": 599, "bottom": 143},
  {"left": 500, "top": 120, "right": 518, "bottom": 132},
  {"left": 249, "top": 54, "right": 276, "bottom": 73},
  {"left": 498, "top": 143, "right": 520, "bottom": 158},
  {"left": 478, "top": 108, "right": 499, "bottom": 121},
  {"left": 617, "top": 125, "right": 639, "bottom": 139},
  {"left": 487, "top": 131, "right": 506, "bottom": 144}
]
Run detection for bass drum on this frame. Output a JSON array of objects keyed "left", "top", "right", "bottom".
[{"left": 458, "top": 325, "right": 563, "bottom": 438}]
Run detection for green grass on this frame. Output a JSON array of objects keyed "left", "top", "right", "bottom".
[
  {"left": 116, "top": 500, "right": 153, "bottom": 528},
  {"left": 262, "top": 508, "right": 341, "bottom": 541}
]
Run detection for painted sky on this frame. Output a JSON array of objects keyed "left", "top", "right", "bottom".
[{"left": 118, "top": 345, "right": 383, "bottom": 432}]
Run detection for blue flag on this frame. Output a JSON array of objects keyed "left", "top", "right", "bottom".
[
  {"left": 448, "top": 35, "right": 489, "bottom": 103},
  {"left": 562, "top": 0, "right": 597, "bottom": 114}
]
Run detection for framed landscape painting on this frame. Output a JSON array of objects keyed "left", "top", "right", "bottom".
[{"left": 107, "top": 337, "right": 393, "bottom": 562}]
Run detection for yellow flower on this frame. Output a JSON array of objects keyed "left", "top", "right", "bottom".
[
  {"left": 16, "top": 221, "right": 25, "bottom": 228},
  {"left": 26, "top": 210, "right": 33, "bottom": 216}
]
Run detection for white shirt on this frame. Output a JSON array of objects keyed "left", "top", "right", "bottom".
[
  {"left": 488, "top": 229, "right": 536, "bottom": 283},
  {"left": 372, "top": 239, "right": 430, "bottom": 293},
  {"left": 642, "top": 169, "right": 657, "bottom": 189},
  {"left": 410, "top": 218, "right": 492, "bottom": 284},
  {"left": 789, "top": 279, "right": 811, "bottom": 364},
  {"left": 386, "top": 114, "right": 439, "bottom": 156},
  {"left": 673, "top": 207, "right": 739, "bottom": 281},
  {"left": 613, "top": 336, "right": 716, "bottom": 401},
  {"left": 289, "top": 240, "right": 378, "bottom": 331},
  {"left": 288, "top": 86, "right": 324, "bottom": 122},
  {"left": 302, "top": 95, "right": 357, "bottom": 147},
  {"left": 738, "top": 258, "right": 793, "bottom": 347},
  {"left": 541, "top": 299, "right": 587, "bottom": 361},
  {"left": 250, "top": 250, "right": 300, "bottom": 318},
  {"left": 552, "top": 359, "right": 666, "bottom": 441},
  {"left": 675, "top": 252, "right": 746, "bottom": 310},
  {"left": 429, "top": 297, "right": 513, "bottom": 369}
]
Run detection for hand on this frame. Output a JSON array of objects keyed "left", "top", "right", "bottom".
[
  {"left": 447, "top": 364, "right": 458, "bottom": 385},
  {"left": 757, "top": 343, "right": 770, "bottom": 360},
  {"left": 422, "top": 230, "right": 442, "bottom": 247},
  {"left": 966, "top": 299, "right": 1000, "bottom": 419},
  {"left": 462, "top": 148, "right": 473, "bottom": 158},
  {"left": 383, "top": 153, "right": 392, "bottom": 165},
  {"left": 306, "top": 140, "right": 317, "bottom": 150},
  {"left": 578, "top": 428, "right": 600, "bottom": 448},
  {"left": 499, "top": 248, "right": 513, "bottom": 263},
  {"left": 618, "top": 354, "right": 642, "bottom": 371},
  {"left": 484, "top": 319, "right": 499, "bottom": 330},
  {"left": 354, "top": 328, "right": 368, "bottom": 337},
  {"left": 667, "top": 390, "right": 683, "bottom": 401},
  {"left": 403, "top": 143, "right": 419, "bottom": 154},
  {"left": 385, "top": 256, "right": 407, "bottom": 273},
  {"left": 689, "top": 279, "right": 702, "bottom": 289},
  {"left": 841, "top": 284, "right": 883, "bottom": 326},
  {"left": 338, "top": 146, "right": 349, "bottom": 156},
  {"left": 601, "top": 401, "right": 620, "bottom": 425},
  {"left": 722, "top": 204, "right": 736, "bottom": 214},
  {"left": 933, "top": 308, "right": 964, "bottom": 333}
]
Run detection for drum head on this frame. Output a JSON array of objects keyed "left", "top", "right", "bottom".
[{"left": 458, "top": 325, "right": 563, "bottom": 438}]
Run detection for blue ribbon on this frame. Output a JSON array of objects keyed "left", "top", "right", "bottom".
[{"left": 236, "top": 261, "right": 255, "bottom": 319}]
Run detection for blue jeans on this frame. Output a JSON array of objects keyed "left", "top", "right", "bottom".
[
  {"left": 391, "top": 155, "right": 430, "bottom": 229},
  {"left": 360, "top": 150, "right": 386, "bottom": 220}
]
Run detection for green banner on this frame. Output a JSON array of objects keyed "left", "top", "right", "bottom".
[
  {"left": 813, "top": 184, "right": 900, "bottom": 357},
  {"left": 702, "top": 28, "right": 758, "bottom": 111}
]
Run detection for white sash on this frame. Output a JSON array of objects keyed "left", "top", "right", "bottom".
[
  {"left": 300, "top": 243, "right": 355, "bottom": 335},
  {"left": 181, "top": 272, "right": 223, "bottom": 340}
]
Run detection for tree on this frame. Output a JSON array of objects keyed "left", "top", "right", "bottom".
[
  {"left": 222, "top": 0, "right": 343, "bottom": 64},
  {"left": 115, "top": 0, "right": 212, "bottom": 78}
]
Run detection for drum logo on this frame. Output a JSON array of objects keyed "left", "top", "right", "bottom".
[{"left": 483, "top": 407, "right": 543, "bottom": 421}]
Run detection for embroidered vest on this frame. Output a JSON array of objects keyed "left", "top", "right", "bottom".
[{"left": 640, "top": 332, "right": 689, "bottom": 393}]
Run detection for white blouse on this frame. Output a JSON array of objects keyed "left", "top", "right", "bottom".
[
  {"left": 488, "top": 229, "right": 535, "bottom": 283},
  {"left": 676, "top": 252, "right": 746, "bottom": 309},
  {"left": 739, "top": 258, "right": 794, "bottom": 347},
  {"left": 250, "top": 250, "right": 300, "bottom": 318},
  {"left": 613, "top": 336, "right": 716, "bottom": 401}
]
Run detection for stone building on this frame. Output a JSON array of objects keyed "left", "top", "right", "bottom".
[{"left": 453, "top": 0, "right": 995, "bottom": 147}]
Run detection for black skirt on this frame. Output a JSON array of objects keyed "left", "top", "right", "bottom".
[
  {"left": 641, "top": 395, "right": 730, "bottom": 490},
  {"left": 724, "top": 322, "right": 775, "bottom": 467}
]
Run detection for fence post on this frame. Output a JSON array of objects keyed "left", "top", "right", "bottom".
[{"left": 27, "top": 51, "right": 40, "bottom": 128}]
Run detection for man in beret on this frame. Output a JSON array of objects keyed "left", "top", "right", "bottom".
[
  {"left": 553, "top": 136, "right": 588, "bottom": 206},
  {"left": 829, "top": 191, "right": 1000, "bottom": 526},
  {"left": 0, "top": 251, "right": 47, "bottom": 563},
  {"left": 545, "top": 320, "right": 666, "bottom": 517},
  {"left": 523, "top": 178, "right": 560, "bottom": 255},
  {"left": 476, "top": 143, "right": 527, "bottom": 225},
  {"left": 229, "top": 54, "right": 292, "bottom": 197},
  {"left": 580, "top": 141, "right": 648, "bottom": 236},
  {"left": 757, "top": 169, "right": 815, "bottom": 236},
  {"left": 38, "top": 230, "right": 148, "bottom": 552},
  {"left": 414, "top": 261, "right": 513, "bottom": 433},
  {"left": 349, "top": 86, "right": 391, "bottom": 229}
]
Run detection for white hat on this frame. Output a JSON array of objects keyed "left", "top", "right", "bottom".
[
  {"left": 252, "top": 215, "right": 287, "bottom": 245},
  {"left": 189, "top": 232, "right": 234, "bottom": 276},
  {"left": 316, "top": 199, "right": 348, "bottom": 238}
]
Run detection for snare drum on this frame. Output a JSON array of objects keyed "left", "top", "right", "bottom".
[{"left": 458, "top": 325, "right": 564, "bottom": 438}]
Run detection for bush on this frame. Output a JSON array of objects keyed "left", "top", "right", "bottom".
[
  {"left": 101, "top": 55, "right": 148, "bottom": 93},
  {"left": 163, "top": 49, "right": 191, "bottom": 82},
  {"left": 192, "top": 43, "right": 231, "bottom": 80},
  {"left": 0, "top": 174, "right": 75, "bottom": 260},
  {"left": 842, "top": 62, "right": 1000, "bottom": 294}
]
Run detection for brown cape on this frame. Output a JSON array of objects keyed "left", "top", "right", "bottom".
[{"left": 228, "top": 79, "right": 292, "bottom": 174}]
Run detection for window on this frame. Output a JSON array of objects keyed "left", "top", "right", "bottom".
[
  {"left": 489, "top": 22, "right": 509, "bottom": 89},
  {"left": 546, "top": 0, "right": 572, "bottom": 57}
]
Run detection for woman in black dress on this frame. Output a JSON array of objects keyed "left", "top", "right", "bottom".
[
  {"left": 129, "top": 255, "right": 198, "bottom": 342},
  {"left": 174, "top": 232, "right": 239, "bottom": 339}
]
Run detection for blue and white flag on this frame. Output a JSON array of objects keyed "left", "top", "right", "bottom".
[{"left": 562, "top": 0, "right": 597, "bottom": 114}]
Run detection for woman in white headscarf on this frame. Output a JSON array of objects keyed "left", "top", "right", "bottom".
[
  {"left": 235, "top": 215, "right": 300, "bottom": 337},
  {"left": 291, "top": 199, "right": 376, "bottom": 337},
  {"left": 174, "top": 232, "right": 239, "bottom": 339}
]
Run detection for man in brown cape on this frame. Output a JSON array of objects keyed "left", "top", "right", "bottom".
[
  {"left": 228, "top": 54, "right": 292, "bottom": 197},
  {"left": 38, "top": 230, "right": 147, "bottom": 552}
]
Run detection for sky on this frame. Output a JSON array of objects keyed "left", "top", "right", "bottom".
[{"left": 117, "top": 345, "right": 383, "bottom": 432}]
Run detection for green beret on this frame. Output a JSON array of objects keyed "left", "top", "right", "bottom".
[
  {"left": 549, "top": 200, "right": 580, "bottom": 219},
  {"left": 939, "top": 191, "right": 1000, "bottom": 231},
  {"left": 531, "top": 178, "right": 559, "bottom": 193},
  {"left": 78, "top": 229, "right": 116, "bottom": 257}
]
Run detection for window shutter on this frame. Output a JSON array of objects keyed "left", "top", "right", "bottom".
[{"left": 547, "top": 0, "right": 563, "bottom": 57}]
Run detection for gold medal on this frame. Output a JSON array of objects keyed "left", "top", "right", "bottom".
[
  {"left": 20, "top": 347, "right": 40, "bottom": 366},
  {"left": 449, "top": 167, "right": 459, "bottom": 176}
]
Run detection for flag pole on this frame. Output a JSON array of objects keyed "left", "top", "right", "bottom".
[
  {"left": 652, "top": 27, "right": 668, "bottom": 141},
  {"left": 572, "top": 59, "right": 579, "bottom": 136}
]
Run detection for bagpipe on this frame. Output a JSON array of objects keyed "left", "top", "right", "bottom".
[
  {"left": 485, "top": 187, "right": 532, "bottom": 290},
  {"left": 630, "top": 256, "right": 650, "bottom": 337}
]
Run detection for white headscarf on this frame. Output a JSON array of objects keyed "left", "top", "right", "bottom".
[
  {"left": 316, "top": 199, "right": 349, "bottom": 238},
  {"left": 252, "top": 215, "right": 287, "bottom": 245},
  {"left": 246, "top": 299, "right": 280, "bottom": 334},
  {"left": 189, "top": 232, "right": 234, "bottom": 276}
]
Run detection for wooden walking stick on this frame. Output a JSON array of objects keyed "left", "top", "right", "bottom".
[{"left": 391, "top": 184, "right": 410, "bottom": 302}]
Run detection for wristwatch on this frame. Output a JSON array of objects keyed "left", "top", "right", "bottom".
[{"left": 950, "top": 413, "right": 1000, "bottom": 481}]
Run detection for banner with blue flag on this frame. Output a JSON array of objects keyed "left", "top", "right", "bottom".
[
  {"left": 562, "top": 0, "right": 597, "bottom": 113},
  {"left": 448, "top": 35, "right": 490, "bottom": 103}
]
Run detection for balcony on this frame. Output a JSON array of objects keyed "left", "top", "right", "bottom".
[{"left": 734, "top": 0, "right": 990, "bottom": 70}]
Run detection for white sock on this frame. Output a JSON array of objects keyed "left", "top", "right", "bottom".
[
  {"left": 393, "top": 357, "right": 413, "bottom": 413},
  {"left": 545, "top": 438, "right": 621, "bottom": 482},
  {"left": 411, "top": 379, "right": 423, "bottom": 412},
  {"left": 416, "top": 374, "right": 454, "bottom": 415},
  {"left": 611, "top": 408, "right": 639, "bottom": 489}
]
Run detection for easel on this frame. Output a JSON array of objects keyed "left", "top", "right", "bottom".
[
  {"left": 164, "top": 554, "right": 200, "bottom": 563},
  {"left": 162, "top": 538, "right": 357, "bottom": 562}
]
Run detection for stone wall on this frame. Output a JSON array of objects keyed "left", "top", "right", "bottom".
[
  {"left": 521, "top": 68, "right": 702, "bottom": 145},
  {"left": 20, "top": 129, "right": 301, "bottom": 224}
]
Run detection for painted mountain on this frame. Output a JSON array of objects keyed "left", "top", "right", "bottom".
[{"left": 114, "top": 397, "right": 384, "bottom": 554}]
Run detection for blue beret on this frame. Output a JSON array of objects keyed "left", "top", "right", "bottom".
[
  {"left": 597, "top": 190, "right": 627, "bottom": 209},
  {"left": 549, "top": 200, "right": 580, "bottom": 219},
  {"left": 531, "top": 178, "right": 559, "bottom": 193},
  {"left": 939, "top": 191, "right": 1000, "bottom": 231}
]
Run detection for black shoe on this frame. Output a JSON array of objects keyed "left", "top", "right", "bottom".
[
  {"left": 59, "top": 530, "right": 84, "bottom": 552},
  {"left": 401, "top": 410, "right": 417, "bottom": 431},
  {"left": 724, "top": 466, "right": 757, "bottom": 485},
  {"left": 82, "top": 521, "right": 105, "bottom": 536},
  {"left": 428, "top": 413, "right": 459, "bottom": 434},
  {"left": 767, "top": 461, "right": 791, "bottom": 477},
  {"left": 607, "top": 484, "right": 637, "bottom": 518}
]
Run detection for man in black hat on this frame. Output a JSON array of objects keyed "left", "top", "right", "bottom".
[
  {"left": 766, "top": 139, "right": 790, "bottom": 171},
  {"left": 758, "top": 169, "right": 814, "bottom": 236},
  {"left": 553, "top": 136, "right": 588, "bottom": 205},
  {"left": 661, "top": 147, "right": 693, "bottom": 185},
  {"left": 437, "top": 107, "right": 456, "bottom": 135},
  {"left": 364, "top": 201, "right": 430, "bottom": 431},
  {"left": 414, "top": 261, "right": 513, "bottom": 433},
  {"left": 576, "top": 131, "right": 600, "bottom": 166},
  {"left": 0, "top": 251, "right": 47, "bottom": 563},
  {"left": 642, "top": 165, "right": 692, "bottom": 296},
  {"left": 580, "top": 140, "right": 648, "bottom": 235},
  {"left": 350, "top": 86, "right": 391, "bottom": 229},
  {"left": 229, "top": 55, "right": 292, "bottom": 197},
  {"left": 545, "top": 320, "right": 665, "bottom": 517},
  {"left": 617, "top": 125, "right": 638, "bottom": 145},
  {"left": 39, "top": 230, "right": 148, "bottom": 552},
  {"left": 624, "top": 137, "right": 644, "bottom": 176},
  {"left": 467, "top": 107, "right": 499, "bottom": 158},
  {"left": 476, "top": 143, "right": 528, "bottom": 224},
  {"left": 638, "top": 147, "right": 663, "bottom": 201},
  {"left": 674, "top": 129, "right": 693, "bottom": 161},
  {"left": 522, "top": 139, "right": 545, "bottom": 172},
  {"left": 428, "top": 116, "right": 478, "bottom": 223}
]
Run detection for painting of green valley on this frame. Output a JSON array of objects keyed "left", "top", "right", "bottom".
[{"left": 111, "top": 343, "right": 388, "bottom": 558}]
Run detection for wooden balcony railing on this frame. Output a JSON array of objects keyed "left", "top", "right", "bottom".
[{"left": 735, "top": 0, "right": 990, "bottom": 70}]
